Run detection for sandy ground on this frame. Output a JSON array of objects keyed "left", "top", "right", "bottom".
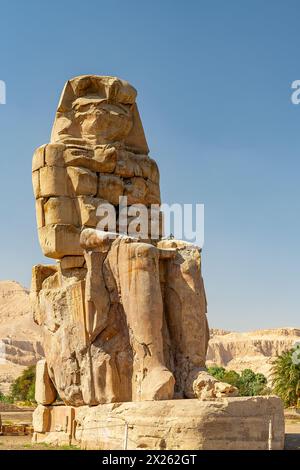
[
  {"left": 0, "top": 411, "right": 299, "bottom": 450},
  {"left": 0, "top": 410, "right": 33, "bottom": 424},
  {"left": 0, "top": 435, "right": 60, "bottom": 450},
  {"left": 0, "top": 410, "right": 73, "bottom": 450},
  {"left": 285, "top": 421, "right": 300, "bottom": 450}
]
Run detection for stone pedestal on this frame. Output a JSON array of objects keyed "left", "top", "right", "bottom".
[{"left": 32, "top": 396, "right": 285, "bottom": 450}]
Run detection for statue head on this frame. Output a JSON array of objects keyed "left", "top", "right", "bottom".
[{"left": 51, "top": 75, "right": 149, "bottom": 154}]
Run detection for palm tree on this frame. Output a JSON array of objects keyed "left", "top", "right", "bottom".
[{"left": 272, "top": 348, "right": 300, "bottom": 407}]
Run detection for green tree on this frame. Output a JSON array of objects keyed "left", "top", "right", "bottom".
[
  {"left": 238, "top": 369, "right": 256, "bottom": 396},
  {"left": 222, "top": 370, "right": 240, "bottom": 387},
  {"left": 252, "top": 373, "right": 268, "bottom": 395},
  {"left": 9, "top": 365, "right": 36, "bottom": 402},
  {"left": 0, "top": 390, "right": 13, "bottom": 403},
  {"left": 207, "top": 366, "right": 225, "bottom": 381},
  {"left": 236, "top": 369, "right": 268, "bottom": 396},
  {"left": 207, "top": 366, "right": 268, "bottom": 396},
  {"left": 272, "top": 349, "right": 300, "bottom": 407}
]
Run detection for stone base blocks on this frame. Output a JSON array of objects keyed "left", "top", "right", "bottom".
[{"left": 32, "top": 397, "right": 285, "bottom": 450}]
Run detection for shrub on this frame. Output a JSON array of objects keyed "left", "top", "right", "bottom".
[
  {"left": 222, "top": 370, "right": 240, "bottom": 387},
  {"left": 207, "top": 366, "right": 226, "bottom": 381},
  {"left": 208, "top": 366, "right": 268, "bottom": 396},
  {"left": 9, "top": 365, "right": 36, "bottom": 402},
  {"left": 272, "top": 348, "right": 300, "bottom": 407}
]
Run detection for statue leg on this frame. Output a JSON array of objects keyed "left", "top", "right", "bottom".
[
  {"left": 84, "top": 250, "right": 110, "bottom": 343},
  {"left": 117, "top": 239, "right": 175, "bottom": 401},
  {"left": 158, "top": 240, "right": 209, "bottom": 398}
]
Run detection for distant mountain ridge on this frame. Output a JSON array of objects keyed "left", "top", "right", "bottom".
[
  {"left": 207, "top": 327, "right": 300, "bottom": 383},
  {"left": 0, "top": 280, "right": 44, "bottom": 394}
]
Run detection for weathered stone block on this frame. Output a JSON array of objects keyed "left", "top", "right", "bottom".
[
  {"left": 114, "top": 153, "right": 159, "bottom": 184},
  {"left": 45, "top": 143, "right": 66, "bottom": 167},
  {"left": 59, "top": 256, "right": 85, "bottom": 269},
  {"left": 38, "top": 224, "right": 82, "bottom": 258},
  {"left": 94, "top": 146, "right": 117, "bottom": 172},
  {"left": 32, "top": 406, "right": 76, "bottom": 447},
  {"left": 191, "top": 370, "right": 238, "bottom": 399},
  {"left": 32, "top": 145, "right": 46, "bottom": 171},
  {"left": 67, "top": 166, "right": 97, "bottom": 195},
  {"left": 32, "top": 170, "right": 40, "bottom": 198},
  {"left": 39, "top": 166, "right": 69, "bottom": 197},
  {"left": 124, "top": 176, "right": 148, "bottom": 204},
  {"left": 76, "top": 196, "right": 106, "bottom": 227},
  {"left": 145, "top": 179, "right": 161, "bottom": 204},
  {"left": 35, "top": 199, "right": 45, "bottom": 228},
  {"left": 98, "top": 174, "right": 124, "bottom": 205},
  {"left": 31, "top": 264, "right": 58, "bottom": 293},
  {"left": 32, "top": 405, "right": 51, "bottom": 433},
  {"left": 66, "top": 281, "right": 87, "bottom": 345},
  {"left": 142, "top": 157, "right": 160, "bottom": 183},
  {"left": 64, "top": 147, "right": 94, "bottom": 168},
  {"left": 44, "top": 197, "right": 79, "bottom": 226},
  {"left": 35, "top": 359, "right": 57, "bottom": 405},
  {"left": 114, "top": 152, "right": 140, "bottom": 178}
]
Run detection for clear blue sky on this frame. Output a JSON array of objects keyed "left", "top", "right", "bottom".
[{"left": 0, "top": 0, "right": 299, "bottom": 331}]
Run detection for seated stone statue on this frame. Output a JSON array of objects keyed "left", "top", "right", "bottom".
[{"left": 31, "top": 75, "right": 210, "bottom": 406}]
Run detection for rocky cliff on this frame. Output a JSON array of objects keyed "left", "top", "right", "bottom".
[
  {"left": 207, "top": 327, "right": 300, "bottom": 382},
  {"left": 0, "top": 280, "right": 44, "bottom": 394}
]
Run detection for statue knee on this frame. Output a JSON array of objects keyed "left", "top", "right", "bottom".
[{"left": 128, "top": 243, "right": 159, "bottom": 270}]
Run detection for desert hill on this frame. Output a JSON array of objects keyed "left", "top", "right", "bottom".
[
  {"left": 207, "top": 327, "right": 300, "bottom": 383},
  {"left": 0, "top": 280, "right": 43, "bottom": 394}
]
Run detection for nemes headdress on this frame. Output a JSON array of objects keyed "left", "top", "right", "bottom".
[{"left": 51, "top": 75, "right": 149, "bottom": 154}]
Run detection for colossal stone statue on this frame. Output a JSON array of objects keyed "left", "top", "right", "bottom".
[
  {"left": 31, "top": 75, "right": 210, "bottom": 406},
  {"left": 30, "top": 76, "right": 285, "bottom": 451}
]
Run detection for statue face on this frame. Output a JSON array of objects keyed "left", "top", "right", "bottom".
[
  {"left": 73, "top": 99, "right": 133, "bottom": 144},
  {"left": 51, "top": 76, "right": 149, "bottom": 153}
]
